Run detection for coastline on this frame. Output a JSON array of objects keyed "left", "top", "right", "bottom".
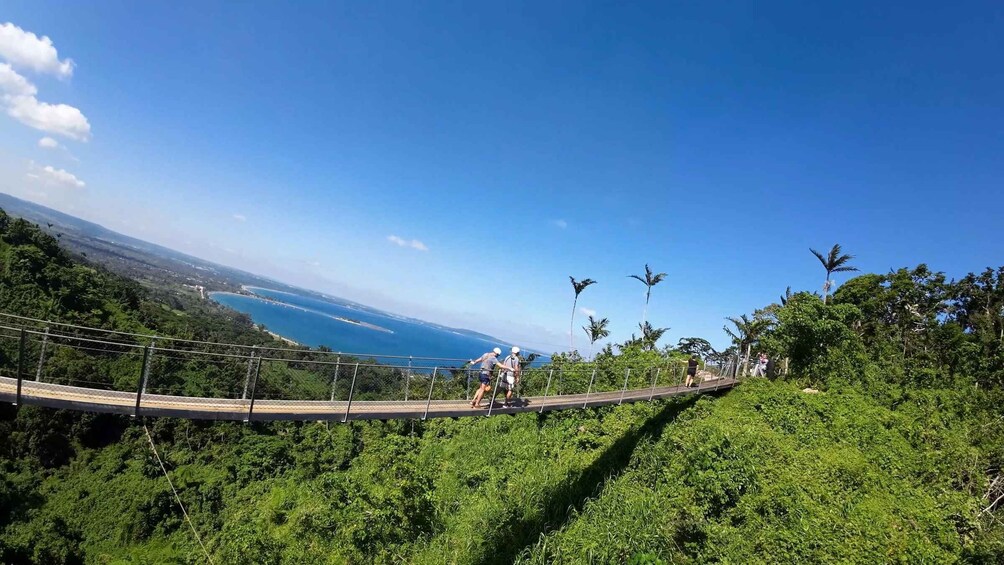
[{"left": 264, "top": 329, "right": 301, "bottom": 347}]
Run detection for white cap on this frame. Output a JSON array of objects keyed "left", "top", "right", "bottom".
[
  {"left": 511, "top": 346, "right": 520, "bottom": 354},
  {"left": 493, "top": 347, "right": 502, "bottom": 355}
]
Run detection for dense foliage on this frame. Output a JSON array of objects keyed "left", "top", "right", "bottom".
[{"left": 0, "top": 209, "right": 1002, "bottom": 563}]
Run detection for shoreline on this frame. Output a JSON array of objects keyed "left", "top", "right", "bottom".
[
  {"left": 264, "top": 328, "right": 301, "bottom": 347},
  {"left": 209, "top": 290, "right": 394, "bottom": 334}
]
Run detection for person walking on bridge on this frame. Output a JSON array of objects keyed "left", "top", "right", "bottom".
[
  {"left": 499, "top": 346, "right": 521, "bottom": 407},
  {"left": 685, "top": 355, "right": 698, "bottom": 388},
  {"left": 469, "top": 347, "right": 504, "bottom": 408}
]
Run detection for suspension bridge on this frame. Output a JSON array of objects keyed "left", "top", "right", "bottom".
[{"left": 0, "top": 313, "right": 739, "bottom": 422}]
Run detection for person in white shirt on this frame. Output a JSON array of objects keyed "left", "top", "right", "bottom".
[{"left": 499, "top": 347, "right": 521, "bottom": 407}]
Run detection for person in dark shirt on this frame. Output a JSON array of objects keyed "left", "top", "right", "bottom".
[{"left": 685, "top": 355, "right": 699, "bottom": 388}]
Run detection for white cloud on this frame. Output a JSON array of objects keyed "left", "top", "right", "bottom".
[
  {"left": 0, "top": 22, "right": 74, "bottom": 78},
  {"left": 580, "top": 307, "right": 596, "bottom": 317},
  {"left": 5, "top": 94, "right": 91, "bottom": 140},
  {"left": 0, "top": 63, "right": 36, "bottom": 96},
  {"left": 232, "top": 213, "right": 247, "bottom": 222},
  {"left": 37, "top": 136, "right": 59, "bottom": 149},
  {"left": 387, "top": 235, "right": 429, "bottom": 251},
  {"left": 27, "top": 162, "right": 85, "bottom": 188},
  {"left": 552, "top": 219, "right": 568, "bottom": 229}
]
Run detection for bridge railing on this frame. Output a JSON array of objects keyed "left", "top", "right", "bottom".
[{"left": 0, "top": 317, "right": 742, "bottom": 419}]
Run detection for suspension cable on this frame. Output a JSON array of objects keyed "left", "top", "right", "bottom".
[{"left": 143, "top": 424, "right": 215, "bottom": 564}]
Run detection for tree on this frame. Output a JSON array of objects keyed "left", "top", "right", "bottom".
[
  {"left": 627, "top": 321, "right": 668, "bottom": 351},
  {"left": 676, "top": 337, "right": 715, "bottom": 359},
  {"left": 568, "top": 277, "right": 597, "bottom": 351},
  {"left": 582, "top": 316, "right": 610, "bottom": 357},
  {"left": 723, "top": 314, "right": 770, "bottom": 373},
  {"left": 628, "top": 264, "right": 667, "bottom": 324},
  {"left": 810, "top": 244, "right": 858, "bottom": 303}
]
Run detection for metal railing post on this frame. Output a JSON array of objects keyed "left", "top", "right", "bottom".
[
  {"left": 538, "top": 368, "right": 554, "bottom": 414},
  {"left": 404, "top": 356, "right": 413, "bottom": 401},
  {"left": 487, "top": 372, "right": 502, "bottom": 416},
  {"left": 619, "top": 368, "right": 631, "bottom": 405},
  {"left": 241, "top": 345, "right": 257, "bottom": 400},
  {"left": 342, "top": 363, "right": 359, "bottom": 423},
  {"left": 648, "top": 367, "right": 661, "bottom": 401},
  {"left": 134, "top": 346, "right": 151, "bottom": 418},
  {"left": 34, "top": 326, "right": 49, "bottom": 382},
  {"left": 245, "top": 357, "right": 262, "bottom": 422},
  {"left": 14, "top": 328, "right": 25, "bottom": 406},
  {"left": 465, "top": 369, "right": 472, "bottom": 401},
  {"left": 423, "top": 367, "right": 438, "bottom": 420},
  {"left": 330, "top": 355, "right": 341, "bottom": 401},
  {"left": 141, "top": 339, "right": 156, "bottom": 395},
  {"left": 583, "top": 367, "right": 596, "bottom": 408}
]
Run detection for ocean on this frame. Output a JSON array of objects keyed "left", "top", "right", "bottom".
[{"left": 209, "top": 286, "right": 521, "bottom": 363}]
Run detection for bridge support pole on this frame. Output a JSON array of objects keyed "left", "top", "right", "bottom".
[
  {"left": 423, "top": 367, "right": 438, "bottom": 420},
  {"left": 583, "top": 367, "right": 596, "bottom": 408},
  {"left": 329, "top": 355, "right": 341, "bottom": 401},
  {"left": 618, "top": 368, "right": 631, "bottom": 405},
  {"left": 342, "top": 363, "right": 359, "bottom": 423},
  {"left": 14, "top": 328, "right": 25, "bottom": 406},
  {"left": 35, "top": 326, "right": 49, "bottom": 382},
  {"left": 487, "top": 372, "right": 502, "bottom": 416},
  {"left": 134, "top": 346, "right": 151, "bottom": 418},
  {"left": 241, "top": 345, "right": 258, "bottom": 400},
  {"left": 465, "top": 369, "right": 471, "bottom": 401},
  {"left": 404, "top": 356, "right": 412, "bottom": 401},
  {"left": 648, "top": 367, "right": 661, "bottom": 401},
  {"left": 141, "top": 338, "right": 156, "bottom": 395},
  {"left": 538, "top": 368, "right": 554, "bottom": 414},
  {"left": 245, "top": 357, "right": 262, "bottom": 422}
]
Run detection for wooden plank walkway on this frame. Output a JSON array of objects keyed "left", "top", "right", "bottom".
[{"left": 0, "top": 376, "right": 737, "bottom": 421}]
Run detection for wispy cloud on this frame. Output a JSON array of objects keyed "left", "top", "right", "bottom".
[
  {"left": 387, "top": 235, "right": 429, "bottom": 252},
  {"left": 37, "top": 136, "right": 58, "bottom": 149},
  {"left": 27, "top": 161, "right": 84, "bottom": 188},
  {"left": 580, "top": 307, "right": 596, "bottom": 317},
  {"left": 552, "top": 219, "right": 568, "bottom": 229},
  {"left": 232, "top": 213, "right": 246, "bottom": 222},
  {"left": 0, "top": 22, "right": 75, "bottom": 78}
]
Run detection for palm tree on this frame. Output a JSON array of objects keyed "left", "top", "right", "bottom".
[
  {"left": 780, "top": 286, "right": 793, "bottom": 306},
  {"left": 637, "top": 322, "right": 669, "bottom": 351},
  {"left": 568, "top": 276, "right": 597, "bottom": 350},
  {"left": 582, "top": 316, "right": 610, "bottom": 357},
  {"left": 628, "top": 264, "right": 667, "bottom": 324},
  {"left": 723, "top": 314, "right": 769, "bottom": 375},
  {"left": 810, "top": 244, "right": 858, "bottom": 304}
]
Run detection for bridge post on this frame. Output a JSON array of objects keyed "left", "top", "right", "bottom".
[
  {"left": 342, "top": 363, "right": 359, "bottom": 423},
  {"left": 14, "top": 328, "right": 25, "bottom": 406},
  {"left": 134, "top": 346, "right": 151, "bottom": 418},
  {"left": 241, "top": 345, "right": 258, "bottom": 400},
  {"left": 487, "top": 372, "right": 502, "bottom": 416},
  {"left": 648, "top": 367, "right": 661, "bottom": 401},
  {"left": 538, "top": 368, "right": 554, "bottom": 414},
  {"left": 329, "top": 355, "right": 341, "bottom": 401},
  {"left": 582, "top": 367, "right": 596, "bottom": 408},
  {"left": 245, "top": 356, "right": 262, "bottom": 423},
  {"left": 404, "top": 356, "right": 412, "bottom": 401},
  {"left": 618, "top": 368, "right": 631, "bottom": 405},
  {"left": 423, "top": 367, "right": 438, "bottom": 420},
  {"left": 465, "top": 369, "right": 472, "bottom": 401},
  {"left": 141, "top": 338, "right": 156, "bottom": 395},
  {"left": 34, "top": 326, "right": 49, "bottom": 382}
]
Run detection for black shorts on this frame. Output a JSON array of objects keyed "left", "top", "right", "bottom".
[{"left": 479, "top": 372, "right": 491, "bottom": 385}]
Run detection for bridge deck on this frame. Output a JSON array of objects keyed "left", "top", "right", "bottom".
[{"left": 0, "top": 376, "right": 736, "bottom": 421}]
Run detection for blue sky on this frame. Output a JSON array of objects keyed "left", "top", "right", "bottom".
[{"left": 0, "top": 1, "right": 1002, "bottom": 353}]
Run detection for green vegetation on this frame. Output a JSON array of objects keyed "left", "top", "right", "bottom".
[{"left": 0, "top": 210, "right": 1002, "bottom": 563}]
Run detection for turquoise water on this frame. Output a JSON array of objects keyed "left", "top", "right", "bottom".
[{"left": 210, "top": 287, "right": 516, "bottom": 362}]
